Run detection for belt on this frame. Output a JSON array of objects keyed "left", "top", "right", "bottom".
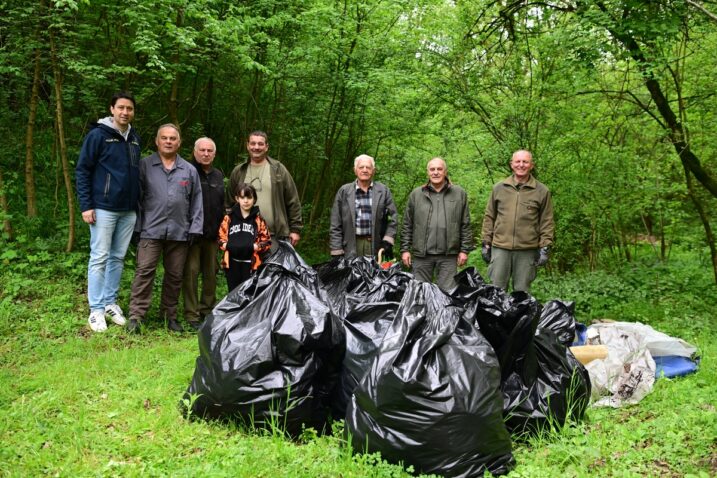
[{"left": 356, "top": 235, "right": 372, "bottom": 241}]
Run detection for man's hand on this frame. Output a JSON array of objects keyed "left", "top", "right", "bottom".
[
  {"left": 481, "top": 242, "right": 491, "bottom": 264},
  {"left": 130, "top": 231, "right": 140, "bottom": 246},
  {"left": 535, "top": 247, "right": 550, "bottom": 267},
  {"left": 82, "top": 209, "right": 96, "bottom": 225},
  {"left": 401, "top": 251, "right": 411, "bottom": 268},
  {"left": 379, "top": 240, "right": 393, "bottom": 260},
  {"left": 457, "top": 252, "right": 468, "bottom": 267},
  {"left": 221, "top": 251, "right": 229, "bottom": 269},
  {"left": 289, "top": 232, "right": 300, "bottom": 246}
]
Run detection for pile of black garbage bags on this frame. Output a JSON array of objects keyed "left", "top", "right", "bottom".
[{"left": 184, "top": 242, "right": 591, "bottom": 477}]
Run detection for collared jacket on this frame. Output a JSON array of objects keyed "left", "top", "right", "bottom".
[
  {"left": 400, "top": 180, "right": 475, "bottom": 257},
  {"left": 481, "top": 174, "right": 554, "bottom": 250},
  {"left": 136, "top": 153, "right": 204, "bottom": 241},
  {"left": 228, "top": 156, "right": 302, "bottom": 238},
  {"left": 329, "top": 181, "right": 398, "bottom": 257},
  {"left": 75, "top": 121, "right": 141, "bottom": 212},
  {"left": 191, "top": 161, "right": 224, "bottom": 240}
]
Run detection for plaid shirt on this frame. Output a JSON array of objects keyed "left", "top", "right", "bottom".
[{"left": 355, "top": 182, "right": 373, "bottom": 236}]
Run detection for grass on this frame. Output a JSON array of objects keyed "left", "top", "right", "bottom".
[{"left": 0, "top": 246, "right": 715, "bottom": 477}]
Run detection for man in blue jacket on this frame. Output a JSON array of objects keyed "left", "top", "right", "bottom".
[
  {"left": 127, "top": 124, "right": 204, "bottom": 334},
  {"left": 75, "top": 92, "right": 141, "bottom": 333}
]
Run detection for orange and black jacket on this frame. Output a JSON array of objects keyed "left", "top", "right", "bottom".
[{"left": 218, "top": 205, "right": 271, "bottom": 270}]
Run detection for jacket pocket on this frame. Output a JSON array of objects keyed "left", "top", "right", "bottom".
[{"left": 103, "top": 173, "right": 111, "bottom": 199}]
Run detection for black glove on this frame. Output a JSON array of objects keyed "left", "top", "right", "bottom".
[
  {"left": 481, "top": 242, "right": 491, "bottom": 264},
  {"left": 379, "top": 241, "right": 393, "bottom": 260},
  {"left": 188, "top": 233, "right": 202, "bottom": 247},
  {"left": 535, "top": 247, "right": 550, "bottom": 267},
  {"left": 130, "top": 231, "right": 140, "bottom": 246}
]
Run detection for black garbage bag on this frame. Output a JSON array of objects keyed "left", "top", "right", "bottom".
[
  {"left": 454, "top": 269, "right": 591, "bottom": 436},
  {"left": 538, "top": 300, "right": 577, "bottom": 347},
  {"left": 183, "top": 257, "right": 345, "bottom": 436},
  {"left": 315, "top": 255, "right": 411, "bottom": 319},
  {"left": 347, "top": 281, "right": 515, "bottom": 477},
  {"left": 334, "top": 301, "right": 398, "bottom": 418}
]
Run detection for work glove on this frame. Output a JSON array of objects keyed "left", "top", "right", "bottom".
[
  {"left": 481, "top": 242, "right": 491, "bottom": 264},
  {"left": 188, "top": 233, "right": 202, "bottom": 247},
  {"left": 534, "top": 247, "right": 550, "bottom": 267},
  {"left": 379, "top": 240, "right": 394, "bottom": 260}
]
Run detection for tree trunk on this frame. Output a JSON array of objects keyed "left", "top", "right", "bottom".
[
  {"left": 168, "top": 8, "right": 185, "bottom": 127},
  {"left": 683, "top": 165, "right": 717, "bottom": 284},
  {"left": 0, "top": 168, "right": 13, "bottom": 240},
  {"left": 49, "top": 28, "right": 75, "bottom": 252},
  {"left": 24, "top": 47, "right": 42, "bottom": 217}
]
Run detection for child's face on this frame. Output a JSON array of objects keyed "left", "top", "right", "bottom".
[{"left": 236, "top": 193, "right": 255, "bottom": 211}]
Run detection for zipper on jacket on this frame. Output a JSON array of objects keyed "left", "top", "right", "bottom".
[{"left": 104, "top": 173, "right": 111, "bottom": 198}]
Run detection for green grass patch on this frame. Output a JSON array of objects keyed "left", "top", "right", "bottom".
[{"left": 1, "top": 248, "right": 715, "bottom": 477}]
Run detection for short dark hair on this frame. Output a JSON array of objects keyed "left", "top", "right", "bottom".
[
  {"left": 234, "top": 182, "right": 257, "bottom": 201},
  {"left": 247, "top": 130, "right": 268, "bottom": 143},
  {"left": 111, "top": 91, "right": 136, "bottom": 108}
]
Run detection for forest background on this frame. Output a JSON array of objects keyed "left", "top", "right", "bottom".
[{"left": 1, "top": 0, "right": 716, "bottom": 275}]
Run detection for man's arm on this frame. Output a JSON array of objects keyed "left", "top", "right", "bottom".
[
  {"left": 480, "top": 188, "right": 497, "bottom": 245},
  {"left": 459, "top": 189, "right": 475, "bottom": 254},
  {"left": 381, "top": 186, "right": 399, "bottom": 245},
  {"left": 538, "top": 189, "right": 555, "bottom": 248},
  {"left": 76, "top": 131, "right": 100, "bottom": 221},
  {"left": 400, "top": 192, "right": 415, "bottom": 267},
  {"left": 188, "top": 168, "right": 204, "bottom": 236},
  {"left": 329, "top": 187, "right": 346, "bottom": 255}
]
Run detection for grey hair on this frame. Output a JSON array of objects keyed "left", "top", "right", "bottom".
[
  {"left": 156, "top": 123, "right": 181, "bottom": 141},
  {"left": 194, "top": 137, "right": 216, "bottom": 151},
  {"left": 354, "top": 154, "right": 375, "bottom": 168},
  {"left": 512, "top": 150, "right": 533, "bottom": 161}
]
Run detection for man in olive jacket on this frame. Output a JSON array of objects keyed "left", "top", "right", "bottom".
[
  {"left": 227, "top": 131, "right": 302, "bottom": 247},
  {"left": 330, "top": 154, "right": 398, "bottom": 259},
  {"left": 401, "top": 157, "right": 474, "bottom": 291},
  {"left": 481, "top": 149, "right": 554, "bottom": 292}
]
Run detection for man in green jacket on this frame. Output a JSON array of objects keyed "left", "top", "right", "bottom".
[
  {"left": 481, "top": 150, "right": 554, "bottom": 292},
  {"left": 228, "top": 131, "right": 303, "bottom": 248},
  {"left": 401, "top": 157, "right": 474, "bottom": 291}
]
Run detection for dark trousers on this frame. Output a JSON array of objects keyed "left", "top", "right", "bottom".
[
  {"left": 181, "top": 238, "right": 219, "bottom": 322},
  {"left": 225, "top": 258, "right": 252, "bottom": 292},
  {"left": 129, "top": 239, "right": 189, "bottom": 322}
]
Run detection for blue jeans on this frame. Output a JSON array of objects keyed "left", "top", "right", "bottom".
[{"left": 87, "top": 209, "right": 137, "bottom": 311}]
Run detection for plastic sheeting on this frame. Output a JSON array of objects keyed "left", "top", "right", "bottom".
[
  {"left": 347, "top": 281, "right": 515, "bottom": 478},
  {"left": 584, "top": 321, "right": 698, "bottom": 407},
  {"left": 183, "top": 242, "right": 345, "bottom": 435}
]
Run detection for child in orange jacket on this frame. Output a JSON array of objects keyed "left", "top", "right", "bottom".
[{"left": 218, "top": 183, "right": 271, "bottom": 291}]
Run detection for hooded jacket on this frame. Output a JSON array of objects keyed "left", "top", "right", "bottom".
[
  {"left": 218, "top": 205, "right": 271, "bottom": 271},
  {"left": 75, "top": 119, "right": 141, "bottom": 212}
]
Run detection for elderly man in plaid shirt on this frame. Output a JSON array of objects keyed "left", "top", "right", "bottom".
[{"left": 329, "top": 154, "right": 398, "bottom": 259}]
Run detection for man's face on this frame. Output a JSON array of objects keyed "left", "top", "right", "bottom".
[
  {"left": 194, "top": 140, "right": 216, "bottom": 167},
  {"left": 110, "top": 98, "right": 135, "bottom": 129},
  {"left": 246, "top": 135, "right": 269, "bottom": 162},
  {"left": 427, "top": 159, "right": 447, "bottom": 188},
  {"left": 155, "top": 127, "right": 181, "bottom": 156},
  {"left": 510, "top": 151, "right": 534, "bottom": 181},
  {"left": 354, "top": 158, "right": 375, "bottom": 183}
]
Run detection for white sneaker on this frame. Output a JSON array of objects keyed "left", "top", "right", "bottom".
[
  {"left": 88, "top": 310, "right": 108, "bottom": 332},
  {"left": 104, "top": 304, "right": 127, "bottom": 326}
]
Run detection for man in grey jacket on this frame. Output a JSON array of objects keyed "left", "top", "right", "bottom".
[
  {"left": 329, "top": 154, "right": 398, "bottom": 259},
  {"left": 127, "top": 124, "right": 204, "bottom": 334},
  {"left": 401, "top": 157, "right": 474, "bottom": 291}
]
